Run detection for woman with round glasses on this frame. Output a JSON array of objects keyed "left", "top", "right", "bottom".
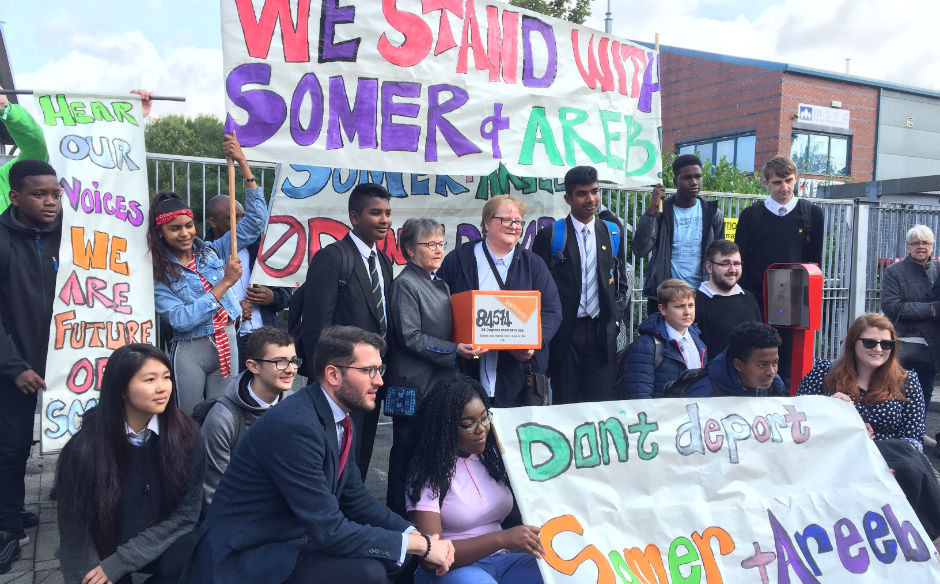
[
  {"left": 437, "top": 195, "right": 562, "bottom": 407},
  {"left": 385, "top": 218, "right": 487, "bottom": 516},
  {"left": 796, "top": 314, "right": 939, "bottom": 539},
  {"left": 405, "top": 375, "right": 544, "bottom": 583},
  {"left": 880, "top": 225, "right": 938, "bottom": 446}
]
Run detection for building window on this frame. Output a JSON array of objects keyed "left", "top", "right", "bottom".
[
  {"left": 677, "top": 134, "right": 756, "bottom": 173},
  {"left": 790, "top": 132, "right": 849, "bottom": 176}
]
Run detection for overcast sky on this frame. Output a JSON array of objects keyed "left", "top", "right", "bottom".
[{"left": 3, "top": 0, "right": 937, "bottom": 118}]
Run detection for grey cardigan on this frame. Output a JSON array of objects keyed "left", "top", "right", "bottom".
[
  {"left": 881, "top": 255, "right": 940, "bottom": 369},
  {"left": 386, "top": 261, "right": 459, "bottom": 401}
]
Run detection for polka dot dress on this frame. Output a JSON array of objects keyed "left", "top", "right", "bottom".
[{"left": 796, "top": 359, "right": 926, "bottom": 443}]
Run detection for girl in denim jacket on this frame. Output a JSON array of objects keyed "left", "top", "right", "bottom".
[{"left": 147, "top": 134, "right": 267, "bottom": 414}]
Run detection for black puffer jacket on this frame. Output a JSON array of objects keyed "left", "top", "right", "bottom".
[{"left": 0, "top": 207, "right": 61, "bottom": 382}]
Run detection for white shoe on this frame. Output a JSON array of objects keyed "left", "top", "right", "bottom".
[{"left": 922, "top": 434, "right": 938, "bottom": 448}]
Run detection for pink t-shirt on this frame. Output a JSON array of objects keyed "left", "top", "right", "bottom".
[{"left": 407, "top": 454, "right": 513, "bottom": 542}]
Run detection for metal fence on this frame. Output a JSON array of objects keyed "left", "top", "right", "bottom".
[
  {"left": 143, "top": 153, "right": 935, "bottom": 362},
  {"left": 602, "top": 187, "right": 855, "bottom": 360}
]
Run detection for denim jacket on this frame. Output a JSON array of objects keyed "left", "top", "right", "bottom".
[{"left": 154, "top": 186, "right": 267, "bottom": 340}]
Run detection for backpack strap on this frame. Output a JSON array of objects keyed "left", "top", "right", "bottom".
[
  {"left": 797, "top": 198, "right": 812, "bottom": 247},
  {"left": 0, "top": 223, "right": 10, "bottom": 276},
  {"left": 549, "top": 218, "right": 567, "bottom": 267},
  {"left": 337, "top": 239, "right": 357, "bottom": 287},
  {"left": 652, "top": 336, "right": 665, "bottom": 370},
  {"left": 218, "top": 394, "right": 247, "bottom": 449},
  {"left": 602, "top": 220, "right": 621, "bottom": 257}
]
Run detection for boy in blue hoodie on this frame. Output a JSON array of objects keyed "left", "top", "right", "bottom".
[{"left": 683, "top": 321, "right": 786, "bottom": 397}]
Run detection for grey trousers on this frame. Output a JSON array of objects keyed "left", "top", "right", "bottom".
[{"left": 170, "top": 325, "right": 238, "bottom": 415}]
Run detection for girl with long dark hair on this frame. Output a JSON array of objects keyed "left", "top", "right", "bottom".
[
  {"left": 406, "top": 375, "right": 544, "bottom": 583},
  {"left": 148, "top": 134, "right": 266, "bottom": 414},
  {"left": 55, "top": 344, "right": 205, "bottom": 584}
]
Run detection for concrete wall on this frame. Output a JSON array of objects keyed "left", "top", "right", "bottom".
[{"left": 875, "top": 89, "right": 940, "bottom": 180}]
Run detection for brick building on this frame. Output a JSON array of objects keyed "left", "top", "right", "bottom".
[{"left": 657, "top": 45, "right": 940, "bottom": 188}]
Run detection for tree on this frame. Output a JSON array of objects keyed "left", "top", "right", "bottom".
[
  {"left": 143, "top": 115, "right": 273, "bottom": 235},
  {"left": 509, "top": 0, "right": 590, "bottom": 23}
]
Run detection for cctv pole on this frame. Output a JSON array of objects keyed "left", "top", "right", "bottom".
[{"left": 604, "top": 0, "right": 612, "bottom": 33}]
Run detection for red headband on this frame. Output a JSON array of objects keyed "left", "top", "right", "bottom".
[{"left": 155, "top": 209, "right": 194, "bottom": 226}]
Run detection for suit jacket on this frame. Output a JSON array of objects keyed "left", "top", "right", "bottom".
[
  {"left": 301, "top": 234, "right": 394, "bottom": 363},
  {"left": 179, "top": 383, "right": 411, "bottom": 584},
  {"left": 532, "top": 217, "right": 629, "bottom": 364}
]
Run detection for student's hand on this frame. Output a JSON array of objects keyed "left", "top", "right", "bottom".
[
  {"left": 82, "top": 565, "right": 113, "bottom": 584},
  {"left": 130, "top": 89, "right": 153, "bottom": 118},
  {"left": 830, "top": 391, "right": 853, "bottom": 403},
  {"left": 499, "top": 525, "right": 544, "bottom": 558},
  {"left": 240, "top": 299, "right": 253, "bottom": 321},
  {"left": 15, "top": 369, "right": 46, "bottom": 394},
  {"left": 245, "top": 284, "right": 275, "bottom": 305},
  {"left": 223, "top": 254, "right": 243, "bottom": 286},
  {"left": 421, "top": 535, "right": 455, "bottom": 576},
  {"left": 456, "top": 344, "right": 488, "bottom": 360},
  {"left": 865, "top": 423, "right": 875, "bottom": 440},
  {"left": 647, "top": 184, "right": 666, "bottom": 214},
  {"left": 0, "top": 85, "right": 8, "bottom": 110},
  {"left": 223, "top": 132, "right": 248, "bottom": 166},
  {"left": 509, "top": 349, "right": 535, "bottom": 362}
]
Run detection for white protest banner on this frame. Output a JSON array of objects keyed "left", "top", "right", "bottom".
[
  {"left": 221, "top": 0, "right": 661, "bottom": 185},
  {"left": 249, "top": 163, "right": 570, "bottom": 287},
  {"left": 29, "top": 93, "right": 155, "bottom": 453},
  {"left": 491, "top": 397, "right": 940, "bottom": 583}
]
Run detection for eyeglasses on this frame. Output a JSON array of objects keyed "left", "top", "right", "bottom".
[
  {"left": 858, "top": 338, "right": 895, "bottom": 350},
  {"left": 416, "top": 241, "right": 447, "bottom": 251},
  {"left": 491, "top": 216, "right": 525, "bottom": 229},
  {"left": 907, "top": 240, "right": 934, "bottom": 247},
  {"left": 254, "top": 358, "right": 303, "bottom": 370},
  {"left": 710, "top": 261, "right": 742, "bottom": 269},
  {"left": 459, "top": 412, "right": 493, "bottom": 434},
  {"left": 334, "top": 363, "right": 387, "bottom": 379}
]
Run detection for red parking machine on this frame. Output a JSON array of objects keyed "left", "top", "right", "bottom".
[{"left": 763, "top": 263, "right": 823, "bottom": 395}]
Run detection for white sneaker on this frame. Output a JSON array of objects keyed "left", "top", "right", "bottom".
[{"left": 922, "top": 434, "right": 938, "bottom": 448}]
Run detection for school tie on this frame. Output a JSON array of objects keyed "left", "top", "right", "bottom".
[
  {"left": 583, "top": 227, "right": 599, "bottom": 318},
  {"left": 368, "top": 252, "right": 387, "bottom": 335},
  {"left": 778, "top": 207, "right": 787, "bottom": 216},
  {"left": 338, "top": 415, "right": 353, "bottom": 478}
]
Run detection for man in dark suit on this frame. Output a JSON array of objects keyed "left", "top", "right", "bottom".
[
  {"left": 301, "top": 183, "right": 394, "bottom": 480},
  {"left": 533, "top": 166, "right": 630, "bottom": 403},
  {"left": 180, "top": 326, "right": 455, "bottom": 584}
]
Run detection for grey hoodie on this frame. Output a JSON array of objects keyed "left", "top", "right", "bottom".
[{"left": 201, "top": 371, "right": 281, "bottom": 509}]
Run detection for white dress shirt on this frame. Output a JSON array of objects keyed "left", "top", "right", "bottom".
[
  {"left": 474, "top": 238, "right": 515, "bottom": 397},
  {"left": 664, "top": 322, "right": 702, "bottom": 369},
  {"left": 698, "top": 281, "right": 746, "bottom": 298},
  {"left": 125, "top": 414, "right": 160, "bottom": 446},
  {"left": 349, "top": 232, "right": 387, "bottom": 323},
  {"left": 569, "top": 214, "right": 598, "bottom": 318},
  {"left": 764, "top": 196, "right": 798, "bottom": 217}
]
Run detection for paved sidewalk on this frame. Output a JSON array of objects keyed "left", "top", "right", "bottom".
[{"left": 6, "top": 391, "right": 940, "bottom": 583}]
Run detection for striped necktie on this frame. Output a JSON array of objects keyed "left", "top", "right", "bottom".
[
  {"left": 368, "top": 252, "right": 387, "bottom": 334},
  {"left": 583, "top": 227, "right": 599, "bottom": 318}
]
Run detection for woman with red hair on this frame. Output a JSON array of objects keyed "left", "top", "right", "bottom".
[{"left": 797, "top": 313, "right": 938, "bottom": 539}]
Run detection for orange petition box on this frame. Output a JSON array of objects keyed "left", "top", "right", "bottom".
[{"left": 451, "top": 290, "right": 541, "bottom": 350}]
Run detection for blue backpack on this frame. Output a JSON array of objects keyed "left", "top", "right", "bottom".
[{"left": 548, "top": 218, "right": 621, "bottom": 267}]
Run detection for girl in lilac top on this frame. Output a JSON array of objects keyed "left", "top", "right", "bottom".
[{"left": 406, "top": 376, "right": 544, "bottom": 583}]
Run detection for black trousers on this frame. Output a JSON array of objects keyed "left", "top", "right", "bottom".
[
  {"left": 0, "top": 383, "right": 37, "bottom": 531},
  {"left": 551, "top": 318, "right": 616, "bottom": 404},
  {"left": 285, "top": 541, "right": 391, "bottom": 584},
  {"left": 386, "top": 414, "right": 418, "bottom": 518},
  {"left": 350, "top": 395, "right": 382, "bottom": 482}
]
